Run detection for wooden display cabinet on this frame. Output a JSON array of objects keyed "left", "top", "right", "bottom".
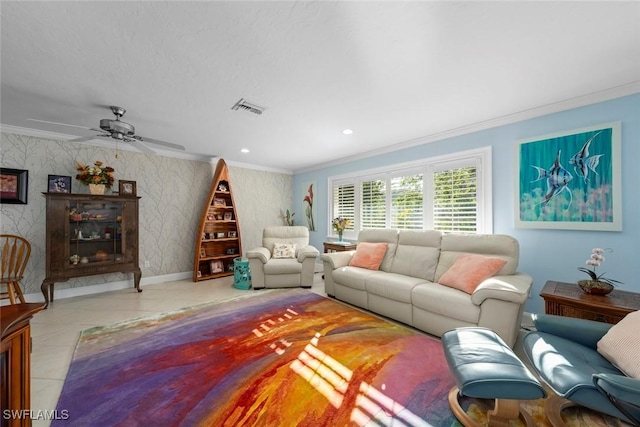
[
  {"left": 193, "top": 159, "right": 242, "bottom": 281},
  {"left": 41, "top": 193, "right": 142, "bottom": 307}
]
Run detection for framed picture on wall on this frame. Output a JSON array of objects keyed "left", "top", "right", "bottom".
[
  {"left": 515, "top": 122, "right": 622, "bottom": 231},
  {"left": 1, "top": 168, "right": 28, "bottom": 204}
]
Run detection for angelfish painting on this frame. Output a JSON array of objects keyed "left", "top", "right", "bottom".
[{"left": 515, "top": 122, "right": 621, "bottom": 231}]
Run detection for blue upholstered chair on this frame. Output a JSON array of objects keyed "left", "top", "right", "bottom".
[{"left": 522, "top": 314, "right": 640, "bottom": 426}]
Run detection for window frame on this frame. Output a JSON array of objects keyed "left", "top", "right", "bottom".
[{"left": 327, "top": 147, "right": 492, "bottom": 239}]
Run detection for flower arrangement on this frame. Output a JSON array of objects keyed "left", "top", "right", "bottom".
[
  {"left": 578, "top": 247, "right": 622, "bottom": 287},
  {"left": 75, "top": 161, "right": 115, "bottom": 188},
  {"left": 332, "top": 217, "right": 350, "bottom": 233}
]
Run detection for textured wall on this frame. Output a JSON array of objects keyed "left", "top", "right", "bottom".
[{"left": 0, "top": 132, "right": 293, "bottom": 296}]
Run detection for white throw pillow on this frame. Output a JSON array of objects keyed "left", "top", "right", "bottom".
[
  {"left": 272, "top": 243, "right": 297, "bottom": 259},
  {"left": 597, "top": 310, "right": 640, "bottom": 379}
]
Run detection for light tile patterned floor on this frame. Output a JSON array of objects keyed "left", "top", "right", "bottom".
[{"left": 29, "top": 274, "right": 327, "bottom": 427}]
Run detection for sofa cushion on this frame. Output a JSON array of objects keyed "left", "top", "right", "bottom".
[
  {"left": 366, "top": 272, "right": 426, "bottom": 303},
  {"left": 357, "top": 229, "right": 399, "bottom": 272},
  {"left": 332, "top": 266, "right": 382, "bottom": 291},
  {"left": 349, "top": 242, "right": 388, "bottom": 270},
  {"left": 273, "top": 242, "right": 297, "bottom": 259},
  {"left": 263, "top": 258, "right": 302, "bottom": 274},
  {"left": 597, "top": 310, "right": 640, "bottom": 379},
  {"left": 412, "top": 283, "right": 481, "bottom": 324},
  {"left": 438, "top": 254, "right": 507, "bottom": 294},
  {"left": 435, "top": 233, "right": 518, "bottom": 282},
  {"left": 390, "top": 230, "right": 442, "bottom": 281}
]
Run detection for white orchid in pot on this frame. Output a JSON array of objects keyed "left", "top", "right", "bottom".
[{"left": 577, "top": 247, "right": 622, "bottom": 295}]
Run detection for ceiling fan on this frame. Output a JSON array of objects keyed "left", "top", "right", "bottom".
[{"left": 29, "top": 106, "right": 185, "bottom": 155}]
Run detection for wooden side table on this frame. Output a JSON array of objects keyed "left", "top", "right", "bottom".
[
  {"left": 541, "top": 280, "right": 640, "bottom": 324},
  {"left": 323, "top": 242, "right": 357, "bottom": 253}
]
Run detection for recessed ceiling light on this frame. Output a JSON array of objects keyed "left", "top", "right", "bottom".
[
  {"left": 342, "top": 129, "right": 353, "bottom": 135},
  {"left": 241, "top": 148, "right": 250, "bottom": 154}
]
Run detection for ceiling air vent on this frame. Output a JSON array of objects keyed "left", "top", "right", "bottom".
[{"left": 231, "top": 98, "right": 266, "bottom": 115}]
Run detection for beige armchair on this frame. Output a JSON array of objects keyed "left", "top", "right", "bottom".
[{"left": 247, "top": 226, "right": 319, "bottom": 289}]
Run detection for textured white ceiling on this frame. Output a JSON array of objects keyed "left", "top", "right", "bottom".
[{"left": 1, "top": 1, "right": 639, "bottom": 172}]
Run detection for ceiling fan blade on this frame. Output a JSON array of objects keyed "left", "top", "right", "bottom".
[
  {"left": 132, "top": 135, "right": 185, "bottom": 151},
  {"left": 68, "top": 135, "right": 100, "bottom": 143},
  {"left": 127, "top": 138, "right": 157, "bottom": 154},
  {"left": 27, "top": 118, "right": 93, "bottom": 130}
]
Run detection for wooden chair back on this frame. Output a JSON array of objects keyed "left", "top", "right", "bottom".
[{"left": 0, "top": 234, "right": 30, "bottom": 304}]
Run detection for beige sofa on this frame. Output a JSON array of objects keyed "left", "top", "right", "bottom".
[{"left": 321, "top": 229, "right": 532, "bottom": 347}]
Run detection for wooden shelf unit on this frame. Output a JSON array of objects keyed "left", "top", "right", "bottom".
[{"left": 193, "top": 159, "right": 242, "bottom": 281}]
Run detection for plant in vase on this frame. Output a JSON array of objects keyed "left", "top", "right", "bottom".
[
  {"left": 75, "top": 160, "right": 115, "bottom": 194},
  {"left": 332, "top": 217, "right": 350, "bottom": 242},
  {"left": 282, "top": 209, "right": 295, "bottom": 226},
  {"left": 577, "top": 247, "right": 622, "bottom": 295}
]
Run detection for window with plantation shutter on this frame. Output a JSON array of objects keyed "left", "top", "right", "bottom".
[
  {"left": 432, "top": 166, "right": 477, "bottom": 232},
  {"left": 361, "top": 179, "right": 386, "bottom": 229},
  {"left": 332, "top": 183, "right": 355, "bottom": 231},
  {"left": 391, "top": 174, "right": 423, "bottom": 229},
  {"left": 328, "top": 147, "right": 491, "bottom": 237}
]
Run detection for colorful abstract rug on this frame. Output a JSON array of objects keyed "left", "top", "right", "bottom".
[{"left": 53, "top": 289, "right": 456, "bottom": 426}]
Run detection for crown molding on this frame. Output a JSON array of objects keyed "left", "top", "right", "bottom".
[{"left": 295, "top": 81, "right": 640, "bottom": 174}]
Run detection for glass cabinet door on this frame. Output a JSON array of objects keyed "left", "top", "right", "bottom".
[{"left": 67, "top": 200, "right": 130, "bottom": 267}]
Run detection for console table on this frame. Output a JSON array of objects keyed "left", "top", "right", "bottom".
[
  {"left": 323, "top": 242, "right": 357, "bottom": 253},
  {"left": 541, "top": 280, "right": 640, "bottom": 324}
]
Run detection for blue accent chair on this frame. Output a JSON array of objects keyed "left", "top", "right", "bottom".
[{"left": 522, "top": 314, "right": 640, "bottom": 426}]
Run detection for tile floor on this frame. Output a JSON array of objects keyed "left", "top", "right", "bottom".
[{"left": 29, "top": 273, "right": 327, "bottom": 427}]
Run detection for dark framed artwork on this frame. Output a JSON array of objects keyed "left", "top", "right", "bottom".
[
  {"left": 48, "top": 175, "right": 71, "bottom": 193},
  {"left": 0, "top": 168, "right": 28, "bottom": 204},
  {"left": 119, "top": 180, "right": 137, "bottom": 196},
  {"left": 515, "top": 122, "right": 621, "bottom": 231}
]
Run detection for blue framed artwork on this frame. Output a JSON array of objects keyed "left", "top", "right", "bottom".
[{"left": 515, "top": 122, "right": 621, "bottom": 231}]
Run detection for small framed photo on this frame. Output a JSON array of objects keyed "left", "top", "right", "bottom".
[
  {"left": 1, "top": 168, "right": 28, "bottom": 205},
  {"left": 214, "top": 198, "right": 226, "bottom": 206},
  {"left": 223, "top": 212, "right": 233, "bottom": 221},
  {"left": 216, "top": 232, "right": 226, "bottom": 239},
  {"left": 210, "top": 260, "right": 223, "bottom": 273},
  {"left": 226, "top": 248, "right": 236, "bottom": 255},
  {"left": 119, "top": 180, "right": 137, "bottom": 196},
  {"left": 200, "top": 248, "right": 206, "bottom": 257},
  {"left": 48, "top": 175, "right": 71, "bottom": 193},
  {"left": 216, "top": 214, "right": 223, "bottom": 220},
  {"left": 228, "top": 231, "right": 237, "bottom": 238}
]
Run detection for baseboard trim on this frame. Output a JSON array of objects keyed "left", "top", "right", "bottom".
[{"left": 3, "top": 271, "right": 192, "bottom": 305}]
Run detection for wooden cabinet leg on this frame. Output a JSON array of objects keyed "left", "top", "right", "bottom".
[{"left": 133, "top": 269, "right": 142, "bottom": 293}]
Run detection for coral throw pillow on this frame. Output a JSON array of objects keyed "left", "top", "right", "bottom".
[
  {"left": 273, "top": 243, "right": 297, "bottom": 259},
  {"left": 597, "top": 310, "right": 640, "bottom": 379},
  {"left": 349, "top": 242, "right": 388, "bottom": 270},
  {"left": 439, "top": 254, "right": 507, "bottom": 294}
]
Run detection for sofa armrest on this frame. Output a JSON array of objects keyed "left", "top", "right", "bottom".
[
  {"left": 470, "top": 272, "right": 532, "bottom": 306},
  {"left": 246, "top": 247, "right": 271, "bottom": 264},
  {"left": 594, "top": 373, "right": 640, "bottom": 407},
  {"left": 532, "top": 313, "right": 612, "bottom": 349},
  {"left": 297, "top": 245, "right": 319, "bottom": 262},
  {"left": 320, "top": 251, "right": 354, "bottom": 269}
]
